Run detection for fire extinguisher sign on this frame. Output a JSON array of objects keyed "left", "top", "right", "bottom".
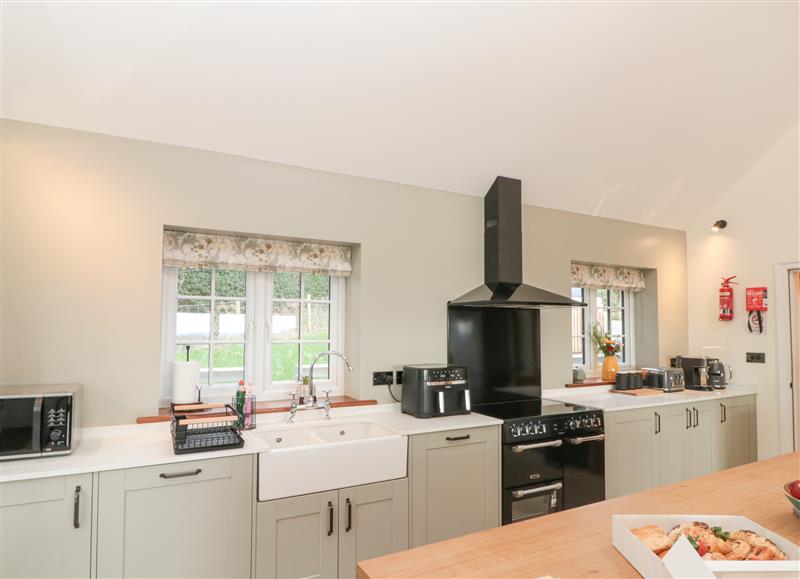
[{"left": 745, "top": 287, "right": 768, "bottom": 312}]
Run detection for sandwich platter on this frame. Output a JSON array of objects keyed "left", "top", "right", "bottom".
[{"left": 612, "top": 515, "right": 800, "bottom": 578}]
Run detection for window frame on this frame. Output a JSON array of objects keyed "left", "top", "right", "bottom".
[
  {"left": 571, "top": 286, "right": 636, "bottom": 376},
  {"left": 160, "top": 267, "right": 345, "bottom": 404}
]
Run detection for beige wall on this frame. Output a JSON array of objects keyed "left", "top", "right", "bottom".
[
  {"left": 2, "top": 120, "right": 687, "bottom": 426},
  {"left": 687, "top": 124, "right": 800, "bottom": 460}
]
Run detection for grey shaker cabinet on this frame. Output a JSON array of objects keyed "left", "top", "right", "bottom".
[
  {"left": 0, "top": 473, "right": 92, "bottom": 578},
  {"left": 604, "top": 407, "right": 659, "bottom": 498},
  {"left": 255, "top": 479, "right": 408, "bottom": 579},
  {"left": 408, "top": 426, "right": 501, "bottom": 547},
  {"left": 605, "top": 395, "right": 758, "bottom": 498},
  {"left": 95, "top": 455, "right": 253, "bottom": 579},
  {"left": 714, "top": 394, "right": 757, "bottom": 470},
  {"left": 338, "top": 478, "right": 408, "bottom": 579},
  {"left": 255, "top": 489, "right": 339, "bottom": 579}
]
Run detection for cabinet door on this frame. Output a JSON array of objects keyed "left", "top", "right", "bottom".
[
  {"left": 604, "top": 408, "right": 658, "bottom": 498},
  {"left": 715, "top": 396, "right": 758, "bottom": 470},
  {"left": 97, "top": 456, "right": 253, "bottom": 579},
  {"left": 409, "top": 426, "right": 500, "bottom": 547},
  {"left": 655, "top": 404, "right": 690, "bottom": 486},
  {"left": 256, "top": 490, "right": 338, "bottom": 579},
  {"left": 338, "top": 479, "right": 408, "bottom": 579},
  {"left": 0, "top": 473, "right": 92, "bottom": 578},
  {"left": 686, "top": 401, "right": 715, "bottom": 479}
]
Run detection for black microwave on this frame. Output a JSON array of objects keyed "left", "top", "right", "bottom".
[{"left": 0, "top": 384, "right": 82, "bottom": 460}]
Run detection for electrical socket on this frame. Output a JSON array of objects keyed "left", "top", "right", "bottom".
[
  {"left": 746, "top": 352, "right": 765, "bottom": 363},
  {"left": 395, "top": 370, "right": 403, "bottom": 385},
  {"left": 372, "top": 371, "right": 394, "bottom": 386}
]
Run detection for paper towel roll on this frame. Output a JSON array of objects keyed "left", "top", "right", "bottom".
[{"left": 173, "top": 361, "right": 201, "bottom": 404}]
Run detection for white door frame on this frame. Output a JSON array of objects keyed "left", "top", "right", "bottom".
[{"left": 775, "top": 261, "right": 800, "bottom": 454}]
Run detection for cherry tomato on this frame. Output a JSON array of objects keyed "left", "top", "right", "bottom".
[{"left": 697, "top": 541, "right": 709, "bottom": 557}]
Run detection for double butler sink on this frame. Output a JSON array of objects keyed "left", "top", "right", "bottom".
[{"left": 256, "top": 419, "right": 407, "bottom": 501}]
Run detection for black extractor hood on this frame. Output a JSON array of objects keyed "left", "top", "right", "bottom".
[{"left": 450, "top": 176, "right": 586, "bottom": 309}]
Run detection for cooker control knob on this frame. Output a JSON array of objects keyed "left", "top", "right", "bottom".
[
  {"left": 568, "top": 419, "right": 578, "bottom": 430},
  {"left": 510, "top": 425, "right": 522, "bottom": 437}
]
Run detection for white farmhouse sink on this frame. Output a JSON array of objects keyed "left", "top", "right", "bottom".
[{"left": 257, "top": 420, "right": 407, "bottom": 501}]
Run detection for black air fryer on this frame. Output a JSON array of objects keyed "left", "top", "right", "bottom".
[{"left": 401, "top": 365, "right": 471, "bottom": 418}]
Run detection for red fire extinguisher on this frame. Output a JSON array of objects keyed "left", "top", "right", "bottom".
[{"left": 719, "top": 275, "right": 737, "bottom": 321}]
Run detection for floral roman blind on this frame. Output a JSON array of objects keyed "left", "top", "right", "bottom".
[
  {"left": 570, "top": 262, "right": 646, "bottom": 292},
  {"left": 163, "top": 230, "right": 353, "bottom": 277}
]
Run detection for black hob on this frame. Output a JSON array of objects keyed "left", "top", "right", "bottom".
[{"left": 473, "top": 399, "right": 603, "bottom": 444}]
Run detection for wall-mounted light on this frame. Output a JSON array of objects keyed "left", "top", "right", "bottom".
[{"left": 711, "top": 219, "right": 727, "bottom": 232}]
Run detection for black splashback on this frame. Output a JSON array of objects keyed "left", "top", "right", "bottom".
[{"left": 447, "top": 306, "right": 541, "bottom": 404}]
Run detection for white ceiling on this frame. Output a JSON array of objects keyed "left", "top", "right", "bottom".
[{"left": 2, "top": 1, "right": 798, "bottom": 229}]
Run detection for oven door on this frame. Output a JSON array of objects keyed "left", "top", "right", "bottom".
[
  {"left": 502, "top": 438, "right": 563, "bottom": 488},
  {"left": 563, "top": 433, "right": 605, "bottom": 509},
  {"left": 502, "top": 480, "right": 563, "bottom": 525},
  {"left": 0, "top": 396, "right": 43, "bottom": 459}
]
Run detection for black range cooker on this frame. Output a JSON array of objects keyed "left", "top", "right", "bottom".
[
  {"left": 446, "top": 177, "right": 606, "bottom": 525},
  {"left": 473, "top": 399, "right": 605, "bottom": 525}
]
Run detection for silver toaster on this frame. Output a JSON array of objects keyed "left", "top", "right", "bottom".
[{"left": 643, "top": 367, "right": 685, "bottom": 392}]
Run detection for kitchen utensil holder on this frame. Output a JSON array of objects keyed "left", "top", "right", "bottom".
[{"left": 170, "top": 403, "right": 244, "bottom": 454}]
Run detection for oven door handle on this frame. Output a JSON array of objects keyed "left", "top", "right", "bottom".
[
  {"left": 565, "top": 434, "right": 606, "bottom": 445},
  {"left": 511, "top": 439, "right": 563, "bottom": 453},
  {"left": 511, "top": 482, "right": 563, "bottom": 499}
]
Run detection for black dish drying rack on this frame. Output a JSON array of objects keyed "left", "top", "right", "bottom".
[{"left": 170, "top": 403, "right": 245, "bottom": 454}]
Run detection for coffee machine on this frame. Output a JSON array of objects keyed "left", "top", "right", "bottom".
[
  {"left": 670, "top": 356, "right": 717, "bottom": 391},
  {"left": 401, "top": 364, "right": 471, "bottom": 418}
]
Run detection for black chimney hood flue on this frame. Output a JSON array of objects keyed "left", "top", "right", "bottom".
[{"left": 449, "top": 176, "right": 585, "bottom": 309}]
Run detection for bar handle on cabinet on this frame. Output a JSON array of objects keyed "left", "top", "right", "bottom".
[
  {"left": 693, "top": 407, "right": 699, "bottom": 428},
  {"left": 720, "top": 403, "right": 727, "bottom": 423},
  {"left": 73, "top": 485, "right": 81, "bottom": 529},
  {"left": 345, "top": 498, "right": 352, "bottom": 532},
  {"left": 445, "top": 435, "right": 470, "bottom": 442},
  {"left": 327, "top": 501, "right": 334, "bottom": 536},
  {"left": 655, "top": 412, "right": 661, "bottom": 435},
  {"left": 159, "top": 469, "right": 202, "bottom": 479},
  {"left": 686, "top": 408, "right": 691, "bottom": 429}
]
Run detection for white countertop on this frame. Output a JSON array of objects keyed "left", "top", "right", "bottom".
[
  {"left": 0, "top": 403, "right": 502, "bottom": 483},
  {"left": 542, "top": 384, "right": 757, "bottom": 412}
]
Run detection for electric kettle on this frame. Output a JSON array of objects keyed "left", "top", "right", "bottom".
[{"left": 707, "top": 360, "right": 732, "bottom": 389}]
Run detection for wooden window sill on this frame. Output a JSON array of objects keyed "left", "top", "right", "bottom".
[{"left": 135, "top": 396, "right": 378, "bottom": 424}]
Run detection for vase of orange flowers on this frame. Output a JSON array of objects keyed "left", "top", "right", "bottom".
[{"left": 591, "top": 323, "right": 622, "bottom": 380}]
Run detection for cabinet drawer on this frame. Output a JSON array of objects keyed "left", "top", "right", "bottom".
[
  {"left": 422, "top": 426, "right": 494, "bottom": 448},
  {"left": 124, "top": 457, "right": 233, "bottom": 491},
  {"left": 0, "top": 476, "right": 64, "bottom": 507}
]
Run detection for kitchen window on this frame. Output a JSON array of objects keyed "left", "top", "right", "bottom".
[
  {"left": 161, "top": 267, "right": 345, "bottom": 403},
  {"left": 571, "top": 286, "right": 635, "bottom": 373}
]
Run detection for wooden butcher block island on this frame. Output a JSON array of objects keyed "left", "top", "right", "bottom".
[{"left": 357, "top": 453, "right": 800, "bottom": 578}]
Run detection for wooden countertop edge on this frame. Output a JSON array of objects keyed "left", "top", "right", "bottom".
[
  {"left": 356, "top": 452, "right": 800, "bottom": 579},
  {"left": 135, "top": 396, "right": 378, "bottom": 424}
]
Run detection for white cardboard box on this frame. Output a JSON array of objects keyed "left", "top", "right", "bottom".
[{"left": 612, "top": 515, "right": 800, "bottom": 579}]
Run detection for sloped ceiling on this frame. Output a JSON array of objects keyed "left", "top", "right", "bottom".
[{"left": 2, "top": 1, "right": 797, "bottom": 229}]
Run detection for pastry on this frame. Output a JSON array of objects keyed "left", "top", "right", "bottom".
[{"left": 632, "top": 525, "right": 674, "bottom": 552}]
